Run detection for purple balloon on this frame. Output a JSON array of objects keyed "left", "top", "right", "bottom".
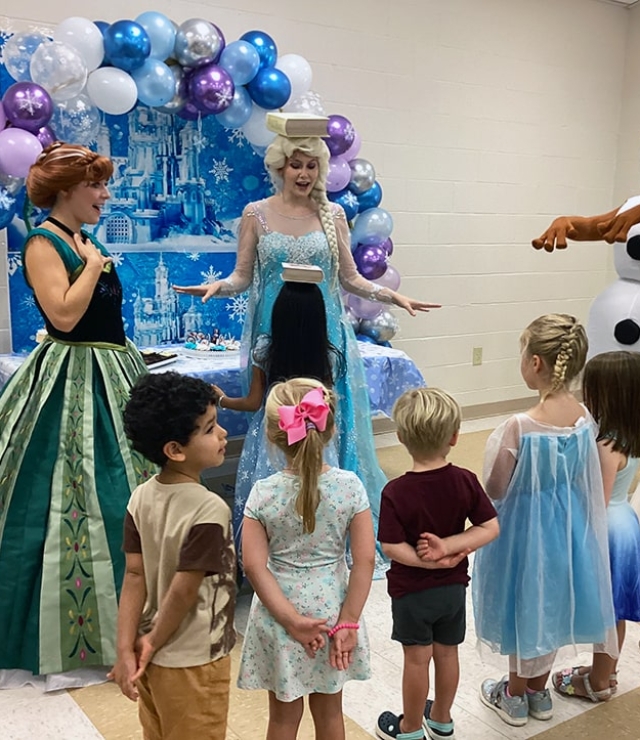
[
  {"left": 188, "top": 64, "right": 235, "bottom": 114},
  {"left": 177, "top": 101, "right": 201, "bottom": 121},
  {"left": 379, "top": 237, "right": 394, "bottom": 257},
  {"left": 347, "top": 292, "right": 383, "bottom": 321},
  {"left": 2, "top": 82, "right": 53, "bottom": 133},
  {"left": 324, "top": 114, "right": 355, "bottom": 157},
  {"left": 0, "top": 102, "right": 6, "bottom": 131},
  {"left": 353, "top": 244, "right": 388, "bottom": 280},
  {"left": 341, "top": 129, "right": 361, "bottom": 161},
  {"left": 36, "top": 124, "right": 56, "bottom": 149},
  {"left": 0, "top": 127, "right": 43, "bottom": 177},
  {"left": 326, "top": 157, "right": 351, "bottom": 193},
  {"left": 374, "top": 263, "right": 401, "bottom": 291}
]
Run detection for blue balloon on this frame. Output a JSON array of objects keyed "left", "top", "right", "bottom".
[
  {"left": 131, "top": 59, "right": 176, "bottom": 107},
  {"left": 246, "top": 68, "right": 291, "bottom": 110},
  {"left": 357, "top": 181, "right": 383, "bottom": 213},
  {"left": 328, "top": 188, "right": 359, "bottom": 221},
  {"left": 219, "top": 40, "right": 260, "bottom": 85},
  {"left": 103, "top": 20, "right": 151, "bottom": 72},
  {"left": 135, "top": 11, "right": 176, "bottom": 61},
  {"left": 240, "top": 30, "right": 277, "bottom": 69},
  {"left": 216, "top": 86, "right": 253, "bottom": 128},
  {"left": 356, "top": 333, "right": 377, "bottom": 344},
  {"left": 351, "top": 207, "right": 394, "bottom": 246},
  {"left": 93, "top": 21, "right": 110, "bottom": 66}
]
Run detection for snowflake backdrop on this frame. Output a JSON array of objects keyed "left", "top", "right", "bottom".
[{"left": 0, "top": 28, "right": 272, "bottom": 353}]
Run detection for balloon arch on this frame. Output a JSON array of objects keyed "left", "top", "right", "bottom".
[{"left": 0, "top": 13, "right": 400, "bottom": 344}]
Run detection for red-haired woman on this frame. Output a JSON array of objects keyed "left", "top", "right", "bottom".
[{"left": 0, "top": 142, "right": 151, "bottom": 688}]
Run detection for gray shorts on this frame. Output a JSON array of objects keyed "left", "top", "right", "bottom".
[{"left": 391, "top": 583, "right": 466, "bottom": 646}]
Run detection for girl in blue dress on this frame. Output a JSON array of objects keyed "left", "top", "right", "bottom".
[
  {"left": 174, "top": 135, "right": 439, "bottom": 557},
  {"left": 212, "top": 280, "right": 344, "bottom": 550},
  {"left": 553, "top": 350, "right": 640, "bottom": 702},
  {"left": 473, "top": 314, "right": 618, "bottom": 728}
]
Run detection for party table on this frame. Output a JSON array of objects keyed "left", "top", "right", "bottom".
[{"left": 0, "top": 342, "right": 425, "bottom": 438}]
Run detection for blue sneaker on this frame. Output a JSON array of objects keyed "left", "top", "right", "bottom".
[
  {"left": 479, "top": 677, "right": 528, "bottom": 727},
  {"left": 423, "top": 699, "right": 455, "bottom": 739},
  {"left": 527, "top": 688, "right": 553, "bottom": 720}
]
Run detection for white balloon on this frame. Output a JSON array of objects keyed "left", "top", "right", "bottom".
[
  {"left": 54, "top": 17, "right": 105, "bottom": 72},
  {"left": 275, "top": 54, "right": 312, "bottom": 100},
  {"left": 86, "top": 67, "right": 138, "bottom": 115},
  {"left": 241, "top": 105, "right": 276, "bottom": 148}
]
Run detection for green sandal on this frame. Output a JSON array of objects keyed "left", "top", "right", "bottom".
[{"left": 552, "top": 668, "right": 611, "bottom": 703}]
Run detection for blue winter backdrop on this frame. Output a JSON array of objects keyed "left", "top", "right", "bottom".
[{"left": 1, "top": 30, "right": 272, "bottom": 353}]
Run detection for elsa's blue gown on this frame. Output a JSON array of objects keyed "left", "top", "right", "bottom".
[{"left": 222, "top": 200, "right": 389, "bottom": 566}]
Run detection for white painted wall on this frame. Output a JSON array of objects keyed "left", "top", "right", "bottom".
[{"left": 1, "top": 0, "right": 634, "bottom": 406}]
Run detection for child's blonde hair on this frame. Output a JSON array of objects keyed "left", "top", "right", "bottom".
[
  {"left": 520, "top": 313, "right": 588, "bottom": 396},
  {"left": 393, "top": 387, "right": 461, "bottom": 458},
  {"left": 265, "top": 378, "right": 336, "bottom": 533}
]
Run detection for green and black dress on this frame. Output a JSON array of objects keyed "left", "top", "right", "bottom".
[{"left": 0, "top": 227, "right": 153, "bottom": 681}]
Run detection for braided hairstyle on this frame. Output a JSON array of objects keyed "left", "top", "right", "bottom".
[
  {"left": 264, "top": 136, "right": 340, "bottom": 286},
  {"left": 265, "top": 377, "right": 336, "bottom": 534},
  {"left": 26, "top": 141, "right": 114, "bottom": 209},
  {"left": 520, "top": 314, "right": 588, "bottom": 397}
]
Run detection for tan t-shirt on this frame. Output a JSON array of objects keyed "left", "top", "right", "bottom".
[{"left": 123, "top": 475, "right": 236, "bottom": 668}]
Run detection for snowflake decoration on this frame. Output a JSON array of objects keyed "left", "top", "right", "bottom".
[
  {"left": 110, "top": 252, "right": 124, "bottom": 267},
  {"left": 7, "top": 253, "right": 22, "bottom": 277},
  {"left": 226, "top": 293, "right": 248, "bottom": 322},
  {"left": 345, "top": 122, "right": 356, "bottom": 140},
  {"left": 17, "top": 89, "right": 43, "bottom": 116},
  {"left": 209, "top": 158, "right": 233, "bottom": 184},
  {"left": 200, "top": 265, "right": 223, "bottom": 284},
  {"left": 0, "top": 28, "right": 12, "bottom": 64},
  {"left": 343, "top": 191, "right": 359, "bottom": 209},
  {"left": 229, "top": 129, "right": 246, "bottom": 147},
  {"left": 21, "top": 293, "right": 36, "bottom": 309},
  {"left": 216, "top": 88, "right": 234, "bottom": 107},
  {"left": 192, "top": 131, "right": 208, "bottom": 153},
  {"left": 0, "top": 189, "right": 15, "bottom": 211},
  {"left": 187, "top": 252, "right": 201, "bottom": 262}
]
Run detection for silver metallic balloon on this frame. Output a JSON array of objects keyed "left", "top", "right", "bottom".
[
  {"left": 156, "top": 64, "right": 188, "bottom": 114},
  {"left": 0, "top": 172, "right": 26, "bottom": 196},
  {"left": 174, "top": 18, "right": 224, "bottom": 68},
  {"left": 359, "top": 310, "right": 399, "bottom": 343},
  {"left": 348, "top": 158, "right": 376, "bottom": 195}
]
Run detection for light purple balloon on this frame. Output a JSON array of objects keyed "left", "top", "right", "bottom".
[
  {"left": 346, "top": 292, "right": 383, "bottom": 321},
  {"left": 341, "top": 129, "right": 361, "bottom": 161},
  {"left": 326, "top": 157, "right": 351, "bottom": 193},
  {"left": 188, "top": 64, "right": 234, "bottom": 114},
  {"left": 374, "top": 263, "right": 401, "bottom": 291},
  {"left": 353, "top": 244, "right": 388, "bottom": 280},
  {"left": 2, "top": 81, "right": 53, "bottom": 133},
  {"left": 36, "top": 125, "right": 56, "bottom": 149},
  {"left": 324, "top": 114, "right": 356, "bottom": 157},
  {"left": 0, "top": 102, "right": 6, "bottom": 131},
  {"left": 0, "top": 127, "right": 43, "bottom": 177}
]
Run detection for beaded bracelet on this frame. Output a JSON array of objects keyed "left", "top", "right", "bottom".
[{"left": 327, "top": 622, "right": 359, "bottom": 639}]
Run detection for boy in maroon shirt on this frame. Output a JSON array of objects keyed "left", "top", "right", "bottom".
[{"left": 376, "top": 388, "right": 499, "bottom": 740}]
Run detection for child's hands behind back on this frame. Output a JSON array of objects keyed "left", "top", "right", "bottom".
[
  {"left": 417, "top": 532, "right": 471, "bottom": 568},
  {"left": 329, "top": 627, "right": 358, "bottom": 671},
  {"left": 285, "top": 613, "right": 329, "bottom": 658}
]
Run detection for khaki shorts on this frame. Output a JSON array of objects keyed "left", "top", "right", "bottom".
[{"left": 137, "top": 654, "right": 231, "bottom": 740}]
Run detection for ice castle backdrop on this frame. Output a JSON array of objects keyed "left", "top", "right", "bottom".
[{"left": 1, "top": 36, "right": 272, "bottom": 353}]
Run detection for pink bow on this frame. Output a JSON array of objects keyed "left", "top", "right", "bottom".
[{"left": 277, "top": 387, "right": 330, "bottom": 445}]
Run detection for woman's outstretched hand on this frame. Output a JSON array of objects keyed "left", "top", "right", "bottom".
[
  {"left": 532, "top": 216, "right": 577, "bottom": 252},
  {"left": 393, "top": 294, "right": 441, "bottom": 316},
  {"left": 173, "top": 281, "right": 223, "bottom": 303}
]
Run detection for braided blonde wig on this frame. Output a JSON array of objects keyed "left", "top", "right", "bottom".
[
  {"left": 264, "top": 136, "right": 340, "bottom": 284},
  {"left": 520, "top": 314, "right": 588, "bottom": 396}
]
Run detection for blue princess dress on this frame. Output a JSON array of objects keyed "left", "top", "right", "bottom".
[
  {"left": 607, "top": 457, "right": 640, "bottom": 621},
  {"left": 219, "top": 200, "right": 392, "bottom": 558},
  {"left": 472, "top": 412, "right": 618, "bottom": 676}
]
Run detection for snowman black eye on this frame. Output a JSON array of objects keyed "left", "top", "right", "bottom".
[
  {"left": 614, "top": 318, "right": 640, "bottom": 346},
  {"left": 626, "top": 234, "right": 640, "bottom": 261}
]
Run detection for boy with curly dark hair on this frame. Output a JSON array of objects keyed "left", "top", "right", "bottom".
[{"left": 109, "top": 371, "right": 236, "bottom": 740}]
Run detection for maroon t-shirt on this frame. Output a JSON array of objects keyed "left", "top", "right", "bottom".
[{"left": 377, "top": 464, "right": 496, "bottom": 599}]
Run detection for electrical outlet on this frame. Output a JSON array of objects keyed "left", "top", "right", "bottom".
[{"left": 472, "top": 347, "right": 483, "bottom": 366}]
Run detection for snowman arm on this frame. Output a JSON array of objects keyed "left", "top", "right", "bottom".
[{"left": 532, "top": 208, "right": 621, "bottom": 251}]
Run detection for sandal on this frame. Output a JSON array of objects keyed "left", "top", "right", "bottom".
[
  {"left": 569, "top": 664, "right": 618, "bottom": 694},
  {"left": 552, "top": 668, "right": 611, "bottom": 703}
]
